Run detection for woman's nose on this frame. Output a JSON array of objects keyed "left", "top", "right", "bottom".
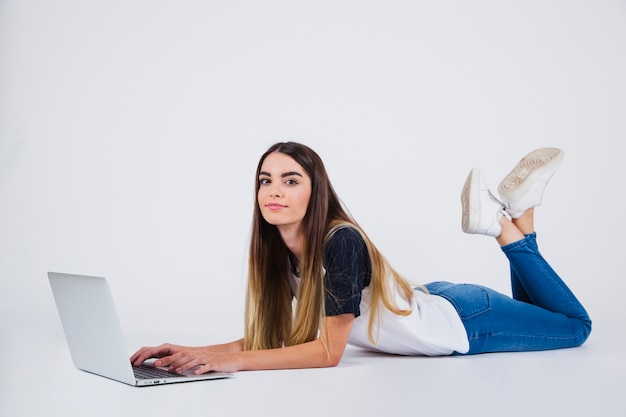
[{"left": 269, "top": 184, "right": 281, "bottom": 197}]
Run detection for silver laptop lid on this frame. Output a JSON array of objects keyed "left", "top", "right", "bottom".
[{"left": 48, "top": 272, "right": 137, "bottom": 385}]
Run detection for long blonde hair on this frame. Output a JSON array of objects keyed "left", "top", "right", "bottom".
[{"left": 244, "top": 142, "right": 414, "bottom": 351}]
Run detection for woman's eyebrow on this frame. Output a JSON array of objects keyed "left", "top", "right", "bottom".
[
  {"left": 258, "top": 171, "right": 303, "bottom": 178},
  {"left": 281, "top": 171, "right": 303, "bottom": 178}
]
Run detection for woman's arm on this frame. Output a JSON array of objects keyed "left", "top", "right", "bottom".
[{"left": 130, "top": 314, "right": 354, "bottom": 374}]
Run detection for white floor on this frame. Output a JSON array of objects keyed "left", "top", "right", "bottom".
[{"left": 1, "top": 311, "right": 623, "bottom": 417}]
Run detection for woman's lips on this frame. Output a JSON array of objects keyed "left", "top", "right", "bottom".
[{"left": 266, "top": 203, "right": 286, "bottom": 210}]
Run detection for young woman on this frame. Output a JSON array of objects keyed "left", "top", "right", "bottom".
[{"left": 131, "top": 142, "right": 591, "bottom": 374}]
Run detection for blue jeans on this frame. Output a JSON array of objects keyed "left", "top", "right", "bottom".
[{"left": 425, "top": 234, "right": 592, "bottom": 355}]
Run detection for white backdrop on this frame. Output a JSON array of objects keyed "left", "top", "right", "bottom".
[{"left": 1, "top": 0, "right": 625, "bottom": 359}]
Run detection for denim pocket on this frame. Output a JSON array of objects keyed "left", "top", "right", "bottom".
[{"left": 424, "top": 281, "right": 491, "bottom": 320}]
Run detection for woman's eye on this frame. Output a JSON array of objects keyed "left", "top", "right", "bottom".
[
  {"left": 285, "top": 179, "right": 298, "bottom": 185},
  {"left": 259, "top": 178, "right": 270, "bottom": 185}
]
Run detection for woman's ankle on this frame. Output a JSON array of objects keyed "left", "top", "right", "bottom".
[
  {"left": 496, "top": 216, "right": 525, "bottom": 246},
  {"left": 511, "top": 208, "right": 535, "bottom": 235}
]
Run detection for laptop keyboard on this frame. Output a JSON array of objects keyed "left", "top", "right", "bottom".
[{"left": 133, "top": 364, "right": 187, "bottom": 379}]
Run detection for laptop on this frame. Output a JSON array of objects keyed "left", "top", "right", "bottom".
[{"left": 48, "top": 272, "right": 233, "bottom": 386}]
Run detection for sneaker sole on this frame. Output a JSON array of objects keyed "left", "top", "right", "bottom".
[
  {"left": 461, "top": 168, "right": 480, "bottom": 233},
  {"left": 497, "top": 147, "right": 564, "bottom": 202}
]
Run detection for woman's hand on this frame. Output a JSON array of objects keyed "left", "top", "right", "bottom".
[{"left": 130, "top": 343, "right": 242, "bottom": 374}]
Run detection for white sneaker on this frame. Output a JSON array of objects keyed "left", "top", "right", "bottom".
[
  {"left": 461, "top": 168, "right": 505, "bottom": 237},
  {"left": 498, "top": 147, "right": 564, "bottom": 218}
]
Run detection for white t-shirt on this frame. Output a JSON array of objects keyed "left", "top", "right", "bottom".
[
  {"left": 290, "top": 226, "right": 469, "bottom": 356},
  {"left": 348, "top": 285, "right": 469, "bottom": 356}
]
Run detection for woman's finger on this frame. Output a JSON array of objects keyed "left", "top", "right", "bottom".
[{"left": 131, "top": 344, "right": 177, "bottom": 366}]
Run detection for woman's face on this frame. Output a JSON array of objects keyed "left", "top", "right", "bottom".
[{"left": 257, "top": 152, "right": 312, "bottom": 233}]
